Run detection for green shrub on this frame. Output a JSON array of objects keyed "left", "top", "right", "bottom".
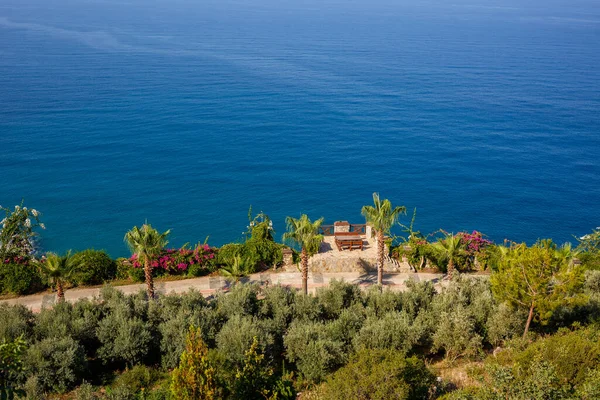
[
  {"left": 216, "top": 244, "right": 245, "bottom": 265},
  {"left": 0, "top": 336, "right": 27, "bottom": 397},
  {"left": 171, "top": 326, "right": 219, "bottom": 400},
  {"left": 363, "top": 286, "right": 403, "bottom": 317},
  {"left": 72, "top": 249, "right": 117, "bottom": 285},
  {"left": 96, "top": 299, "right": 154, "bottom": 367},
  {"left": 244, "top": 238, "right": 283, "bottom": 269},
  {"left": 318, "top": 349, "right": 435, "bottom": 400},
  {"left": 486, "top": 302, "right": 527, "bottom": 346},
  {"left": 576, "top": 368, "right": 600, "bottom": 399},
  {"left": 0, "top": 262, "right": 44, "bottom": 295},
  {"left": 400, "top": 280, "right": 436, "bottom": 318},
  {"left": 74, "top": 381, "right": 99, "bottom": 400},
  {"left": 585, "top": 269, "right": 600, "bottom": 294},
  {"left": 157, "top": 303, "right": 224, "bottom": 370},
  {"left": 35, "top": 300, "right": 102, "bottom": 351},
  {"left": 292, "top": 293, "right": 323, "bottom": 321},
  {"left": 215, "top": 315, "right": 274, "bottom": 367},
  {"left": 22, "top": 375, "right": 45, "bottom": 400},
  {"left": 432, "top": 306, "right": 483, "bottom": 360},
  {"left": 113, "top": 364, "right": 161, "bottom": 394},
  {"left": 316, "top": 280, "right": 363, "bottom": 320},
  {"left": 284, "top": 320, "right": 345, "bottom": 383},
  {"left": 0, "top": 304, "right": 34, "bottom": 342},
  {"left": 327, "top": 304, "right": 365, "bottom": 347},
  {"left": 215, "top": 283, "right": 260, "bottom": 317},
  {"left": 24, "top": 336, "right": 87, "bottom": 393},
  {"left": 511, "top": 326, "right": 600, "bottom": 388},
  {"left": 258, "top": 285, "right": 296, "bottom": 331},
  {"left": 579, "top": 252, "right": 600, "bottom": 271},
  {"left": 354, "top": 311, "right": 418, "bottom": 353},
  {"left": 105, "top": 384, "right": 137, "bottom": 400},
  {"left": 115, "top": 258, "right": 131, "bottom": 280},
  {"left": 230, "top": 336, "right": 275, "bottom": 400}
]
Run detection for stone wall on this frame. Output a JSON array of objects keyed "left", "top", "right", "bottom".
[{"left": 308, "top": 256, "right": 412, "bottom": 273}]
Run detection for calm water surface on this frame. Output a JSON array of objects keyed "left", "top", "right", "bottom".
[{"left": 1, "top": 0, "right": 599, "bottom": 256}]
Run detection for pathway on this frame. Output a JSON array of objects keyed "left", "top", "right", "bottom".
[{"left": 0, "top": 271, "right": 444, "bottom": 312}]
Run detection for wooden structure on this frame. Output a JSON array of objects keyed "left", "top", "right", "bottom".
[{"left": 334, "top": 232, "right": 364, "bottom": 251}]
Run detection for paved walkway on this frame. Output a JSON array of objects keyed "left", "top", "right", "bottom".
[{"left": 0, "top": 271, "right": 444, "bottom": 312}]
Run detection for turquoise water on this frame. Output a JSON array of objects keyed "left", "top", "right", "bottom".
[{"left": 1, "top": 0, "right": 599, "bottom": 256}]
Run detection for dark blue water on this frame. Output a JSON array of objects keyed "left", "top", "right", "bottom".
[{"left": 1, "top": 0, "right": 599, "bottom": 256}]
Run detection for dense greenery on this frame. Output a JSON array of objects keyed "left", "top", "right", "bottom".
[
  {"left": 0, "top": 267, "right": 596, "bottom": 398},
  {"left": 1, "top": 201, "right": 600, "bottom": 398}
]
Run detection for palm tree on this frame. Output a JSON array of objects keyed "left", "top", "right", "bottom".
[
  {"left": 283, "top": 214, "right": 324, "bottom": 295},
  {"left": 431, "top": 233, "right": 464, "bottom": 278},
  {"left": 361, "top": 193, "right": 406, "bottom": 286},
  {"left": 38, "top": 251, "right": 78, "bottom": 302},
  {"left": 220, "top": 254, "right": 254, "bottom": 282},
  {"left": 124, "top": 223, "right": 170, "bottom": 299}
]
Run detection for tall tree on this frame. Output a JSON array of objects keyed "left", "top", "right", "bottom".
[
  {"left": 171, "top": 326, "right": 218, "bottom": 400},
  {"left": 38, "top": 251, "right": 78, "bottom": 302},
  {"left": 124, "top": 223, "right": 170, "bottom": 299},
  {"left": 431, "top": 233, "right": 465, "bottom": 278},
  {"left": 361, "top": 193, "right": 406, "bottom": 286},
  {"left": 490, "top": 240, "right": 587, "bottom": 338},
  {"left": 283, "top": 214, "right": 324, "bottom": 295}
]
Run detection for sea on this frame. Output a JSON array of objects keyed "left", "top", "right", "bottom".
[{"left": 1, "top": 0, "right": 599, "bottom": 257}]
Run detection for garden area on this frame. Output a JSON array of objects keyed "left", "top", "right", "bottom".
[{"left": 2, "top": 200, "right": 600, "bottom": 399}]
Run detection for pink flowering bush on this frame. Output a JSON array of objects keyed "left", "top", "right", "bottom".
[
  {"left": 129, "top": 243, "right": 216, "bottom": 277},
  {"left": 457, "top": 231, "right": 493, "bottom": 270}
]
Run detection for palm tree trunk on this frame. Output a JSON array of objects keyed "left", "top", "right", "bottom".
[
  {"left": 301, "top": 248, "right": 308, "bottom": 295},
  {"left": 377, "top": 230, "right": 384, "bottom": 287},
  {"left": 144, "top": 256, "right": 155, "bottom": 299},
  {"left": 523, "top": 302, "right": 535, "bottom": 338},
  {"left": 447, "top": 259, "right": 455, "bottom": 278},
  {"left": 56, "top": 280, "right": 65, "bottom": 302}
]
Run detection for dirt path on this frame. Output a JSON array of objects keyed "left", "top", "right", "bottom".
[{"left": 0, "top": 271, "right": 444, "bottom": 312}]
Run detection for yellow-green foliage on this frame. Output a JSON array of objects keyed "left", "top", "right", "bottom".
[
  {"left": 171, "top": 326, "right": 218, "bottom": 400},
  {"left": 318, "top": 349, "right": 434, "bottom": 400},
  {"left": 490, "top": 241, "right": 587, "bottom": 335}
]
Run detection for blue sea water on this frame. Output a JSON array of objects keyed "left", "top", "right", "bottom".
[{"left": 1, "top": 0, "right": 599, "bottom": 257}]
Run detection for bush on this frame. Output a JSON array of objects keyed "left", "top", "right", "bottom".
[
  {"left": 318, "top": 349, "right": 435, "bottom": 400},
  {"left": 113, "top": 364, "right": 161, "bottom": 394},
  {"left": 0, "top": 303, "right": 34, "bottom": 342},
  {"left": 24, "top": 336, "right": 87, "bottom": 393},
  {"left": 316, "top": 280, "right": 363, "bottom": 320},
  {"left": 74, "top": 381, "right": 99, "bottom": 400},
  {"left": 432, "top": 306, "right": 483, "bottom": 360},
  {"left": 363, "top": 286, "right": 403, "bottom": 317},
  {"left": 171, "top": 326, "right": 219, "bottom": 400},
  {"left": 258, "top": 285, "right": 296, "bottom": 331},
  {"left": 0, "top": 262, "right": 44, "bottom": 295},
  {"left": 215, "top": 315, "right": 274, "bottom": 367},
  {"left": 96, "top": 293, "right": 154, "bottom": 367},
  {"left": 284, "top": 320, "right": 345, "bottom": 383},
  {"left": 486, "top": 302, "right": 527, "bottom": 346},
  {"left": 400, "top": 280, "right": 436, "bottom": 318},
  {"left": 215, "top": 283, "right": 260, "bottom": 317},
  {"left": 35, "top": 300, "right": 102, "bottom": 351},
  {"left": 157, "top": 302, "right": 224, "bottom": 370},
  {"left": 292, "top": 293, "right": 324, "bottom": 321},
  {"left": 72, "top": 249, "right": 117, "bottom": 285},
  {"left": 354, "top": 311, "right": 417, "bottom": 353},
  {"left": 510, "top": 326, "right": 600, "bottom": 388}
]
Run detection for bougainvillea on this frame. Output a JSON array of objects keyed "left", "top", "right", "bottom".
[
  {"left": 130, "top": 244, "right": 216, "bottom": 275},
  {"left": 459, "top": 231, "right": 493, "bottom": 253},
  {"left": 457, "top": 231, "right": 493, "bottom": 270}
]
